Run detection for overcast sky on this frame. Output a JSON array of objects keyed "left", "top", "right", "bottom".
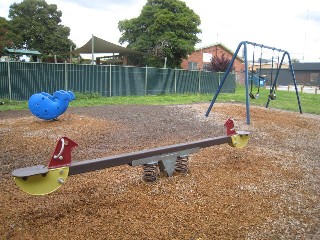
[{"left": 1, "top": 0, "right": 320, "bottom": 62}]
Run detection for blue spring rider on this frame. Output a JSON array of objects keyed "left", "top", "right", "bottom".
[{"left": 28, "top": 90, "right": 75, "bottom": 120}]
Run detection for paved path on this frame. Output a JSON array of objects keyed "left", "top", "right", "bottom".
[{"left": 266, "top": 85, "right": 320, "bottom": 94}]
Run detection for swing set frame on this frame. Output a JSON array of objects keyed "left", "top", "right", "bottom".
[{"left": 205, "top": 41, "right": 303, "bottom": 125}]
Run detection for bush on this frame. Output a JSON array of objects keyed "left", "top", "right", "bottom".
[{"left": 74, "top": 92, "right": 102, "bottom": 100}]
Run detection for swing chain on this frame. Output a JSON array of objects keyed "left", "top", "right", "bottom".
[
  {"left": 249, "top": 45, "right": 261, "bottom": 99},
  {"left": 268, "top": 48, "right": 278, "bottom": 100}
]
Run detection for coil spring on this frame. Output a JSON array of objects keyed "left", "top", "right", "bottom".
[
  {"left": 175, "top": 156, "right": 189, "bottom": 173},
  {"left": 142, "top": 163, "right": 158, "bottom": 182}
]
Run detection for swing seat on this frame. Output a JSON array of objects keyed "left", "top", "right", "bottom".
[
  {"left": 249, "top": 92, "right": 256, "bottom": 99},
  {"left": 249, "top": 92, "right": 260, "bottom": 99},
  {"left": 269, "top": 93, "right": 276, "bottom": 100}
]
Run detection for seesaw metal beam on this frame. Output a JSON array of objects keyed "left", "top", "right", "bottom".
[
  {"left": 69, "top": 136, "right": 231, "bottom": 175},
  {"left": 13, "top": 133, "right": 250, "bottom": 179}
]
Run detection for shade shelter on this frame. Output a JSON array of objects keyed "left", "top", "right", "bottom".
[{"left": 73, "top": 35, "right": 143, "bottom": 64}]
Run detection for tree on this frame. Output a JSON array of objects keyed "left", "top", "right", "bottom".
[
  {"left": 118, "top": 0, "right": 201, "bottom": 68},
  {"left": 0, "top": 17, "right": 22, "bottom": 56},
  {"left": 291, "top": 58, "right": 300, "bottom": 63},
  {"left": 205, "top": 54, "right": 234, "bottom": 72},
  {"left": 8, "top": 0, "right": 75, "bottom": 62}
]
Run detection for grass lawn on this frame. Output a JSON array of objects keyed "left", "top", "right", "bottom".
[{"left": 0, "top": 85, "right": 319, "bottom": 115}]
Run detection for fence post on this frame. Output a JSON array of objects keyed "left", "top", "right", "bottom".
[
  {"left": 64, "top": 62, "right": 68, "bottom": 90},
  {"left": 174, "top": 68, "right": 177, "bottom": 94},
  {"left": 109, "top": 64, "right": 112, "bottom": 97},
  {"left": 198, "top": 70, "right": 201, "bottom": 93},
  {"left": 7, "top": 59, "right": 12, "bottom": 100},
  {"left": 145, "top": 65, "right": 148, "bottom": 95}
]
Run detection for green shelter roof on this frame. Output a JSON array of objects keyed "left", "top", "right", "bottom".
[{"left": 4, "top": 48, "right": 41, "bottom": 55}]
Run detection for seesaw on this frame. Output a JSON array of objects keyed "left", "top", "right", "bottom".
[
  {"left": 28, "top": 90, "right": 75, "bottom": 120},
  {"left": 12, "top": 118, "right": 250, "bottom": 195}
]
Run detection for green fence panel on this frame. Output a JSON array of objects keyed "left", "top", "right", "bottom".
[
  {"left": 198, "top": 71, "right": 218, "bottom": 94},
  {"left": 146, "top": 67, "right": 175, "bottom": 95},
  {"left": 10, "top": 62, "right": 35, "bottom": 100},
  {"left": 111, "top": 65, "right": 145, "bottom": 96},
  {"left": 10, "top": 62, "right": 65, "bottom": 100},
  {"left": 0, "top": 62, "right": 9, "bottom": 99},
  {"left": 0, "top": 62, "right": 236, "bottom": 100},
  {"left": 41, "top": 63, "right": 65, "bottom": 92},
  {"left": 175, "top": 69, "right": 199, "bottom": 93},
  {"left": 68, "top": 64, "right": 110, "bottom": 96},
  {"left": 0, "top": 62, "right": 66, "bottom": 100},
  {"left": 220, "top": 73, "right": 236, "bottom": 93}
]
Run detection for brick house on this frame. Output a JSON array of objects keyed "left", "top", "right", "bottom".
[{"left": 181, "top": 43, "right": 244, "bottom": 72}]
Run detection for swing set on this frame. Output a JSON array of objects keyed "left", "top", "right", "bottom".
[{"left": 205, "top": 41, "right": 303, "bottom": 125}]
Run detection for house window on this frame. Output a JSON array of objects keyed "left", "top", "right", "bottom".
[
  {"left": 203, "top": 53, "right": 212, "bottom": 63},
  {"left": 188, "top": 62, "right": 198, "bottom": 70},
  {"left": 203, "top": 63, "right": 211, "bottom": 70}
]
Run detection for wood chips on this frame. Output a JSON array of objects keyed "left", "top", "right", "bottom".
[{"left": 0, "top": 103, "right": 319, "bottom": 239}]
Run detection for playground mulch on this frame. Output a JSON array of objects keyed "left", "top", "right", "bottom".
[{"left": 0, "top": 103, "right": 319, "bottom": 239}]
